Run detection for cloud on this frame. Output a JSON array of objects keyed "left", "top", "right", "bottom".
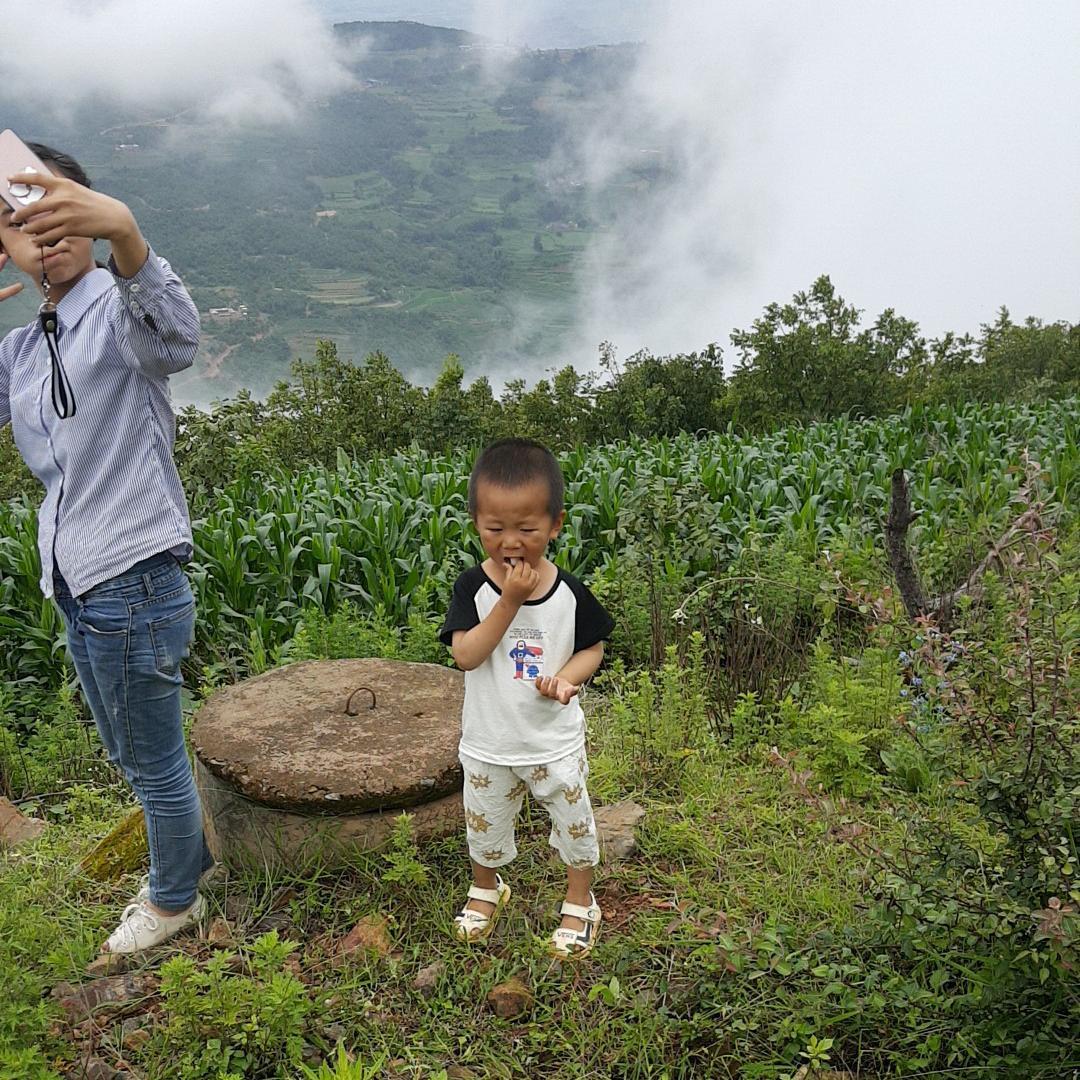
[
  {"left": 1, "top": 0, "right": 355, "bottom": 124},
  {"left": 482, "top": 1, "right": 1080, "bottom": 371}
]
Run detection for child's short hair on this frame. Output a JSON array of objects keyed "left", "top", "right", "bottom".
[{"left": 468, "top": 438, "right": 565, "bottom": 519}]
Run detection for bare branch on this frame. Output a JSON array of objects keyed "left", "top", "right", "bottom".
[
  {"left": 884, "top": 468, "right": 1044, "bottom": 623},
  {"left": 885, "top": 469, "right": 929, "bottom": 619}
]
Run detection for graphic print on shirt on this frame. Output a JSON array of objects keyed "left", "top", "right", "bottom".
[{"left": 507, "top": 627, "right": 545, "bottom": 681}]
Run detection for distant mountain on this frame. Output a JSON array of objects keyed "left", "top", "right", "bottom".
[
  {"left": 314, "top": 1, "right": 651, "bottom": 48},
  {"left": 333, "top": 19, "right": 486, "bottom": 51},
  {"left": 0, "top": 25, "right": 646, "bottom": 404}
]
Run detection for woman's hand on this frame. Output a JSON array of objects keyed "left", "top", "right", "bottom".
[
  {"left": 0, "top": 252, "right": 24, "bottom": 301},
  {"left": 535, "top": 674, "right": 580, "bottom": 705},
  {"left": 9, "top": 172, "right": 148, "bottom": 277}
]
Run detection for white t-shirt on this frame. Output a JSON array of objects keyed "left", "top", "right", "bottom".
[{"left": 440, "top": 565, "right": 614, "bottom": 766}]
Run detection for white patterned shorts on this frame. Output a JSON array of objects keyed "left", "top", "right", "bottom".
[{"left": 459, "top": 749, "right": 599, "bottom": 870}]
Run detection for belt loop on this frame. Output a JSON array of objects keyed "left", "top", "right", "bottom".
[{"left": 142, "top": 570, "right": 155, "bottom": 596}]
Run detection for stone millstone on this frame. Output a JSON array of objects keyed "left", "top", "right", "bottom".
[
  {"left": 195, "top": 761, "right": 465, "bottom": 872},
  {"left": 192, "top": 658, "right": 464, "bottom": 813}
]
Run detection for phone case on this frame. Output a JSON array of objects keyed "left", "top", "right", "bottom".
[{"left": 0, "top": 130, "right": 54, "bottom": 212}]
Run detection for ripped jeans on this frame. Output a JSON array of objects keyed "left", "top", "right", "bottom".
[{"left": 53, "top": 552, "right": 212, "bottom": 911}]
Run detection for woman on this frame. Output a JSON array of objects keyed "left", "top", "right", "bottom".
[{"left": 0, "top": 144, "right": 212, "bottom": 953}]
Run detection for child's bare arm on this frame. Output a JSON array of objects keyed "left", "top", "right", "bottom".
[
  {"left": 451, "top": 560, "right": 538, "bottom": 670},
  {"left": 451, "top": 597, "right": 519, "bottom": 670},
  {"left": 536, "top": 642, "right": 605, "bottom": 704}
]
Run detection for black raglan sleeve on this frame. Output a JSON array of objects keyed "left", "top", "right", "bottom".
[
  {"left": 439, "top": 566, "right": 486, "bottom": 647},
  {"left": 565, "top": 572, "right": 616, "bottom": 653}
]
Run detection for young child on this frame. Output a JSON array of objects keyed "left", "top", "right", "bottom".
[{"left": 440, "top": 438, "right": 614, "bottom": 958}]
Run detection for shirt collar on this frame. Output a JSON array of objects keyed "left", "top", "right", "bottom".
[{"left": 54, "top": 267, "right": 114, "bottom": 333}]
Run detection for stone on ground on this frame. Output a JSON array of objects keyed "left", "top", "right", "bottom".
[
  {"left": 0, "top": 796, "right": 46, "bottom": 848},
  {"left": 487, "top": 976, "right": 533, "bottom": 1018},
  {"left": 193, "top": 659, "right": 466, "bottom": 870},
  {"left": 594, "top": 800, "right": 646, "bottom": 860}
]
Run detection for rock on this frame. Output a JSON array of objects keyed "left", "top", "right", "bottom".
[
  {"left": 86, "top": 953, "right": 130, "bottom": 978},
  {"left": 337, "top": 914, "right": 392, "bottom": 961},
  {"left": 120, "top": 1026, "right": 151, "bottom": 1052},
  {"left": 51, "top": 974, "right": 158, "bottom": 1024},
  {"left": 205, "top": 917, "right": 234, "bottom": 947},
  {"left": 283, "top": 954, "right": 307, "bottom": 983},
  {"left": 251, "top": 910, "right": 294, "bottom": 936},
  {"left": 412, "top": 960, "right": 445, "bottom": 998},
  {"left": 222, "top": 890, "right": 252, "bottom": 922},
  {"left": 79, "top": 1055, "right": 119, "bottom": 1080},
  {"left": 486, "top": 976, "right": 533, "bottom": 1019},
  {"left": 0, "top": 796, "right": 47, "bottom": 848},
  {"left": 119, "top": 1015, "right": 151, "bottom": 1039},
  {"left": 78, "top": 808, "right": 148, "bottom": 882},
  {"left": 193, "top": 659, "right": 464, "bottom": 813},
  {"left": 594, "top": 800, "right": 646, "bottom": 860}
]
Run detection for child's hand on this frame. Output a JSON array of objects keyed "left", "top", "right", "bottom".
[
  {"left": 501, "top": 559, "right": 539, "bottom": 605},
  {"left": 535, "top": 674, "right": 579, "bottom": 705},
  {"left": 9, "top": 172, "right": 139, "bottom": 249},
  {"left": 0, "top": 253, "right": 24, "bottom": 301}
]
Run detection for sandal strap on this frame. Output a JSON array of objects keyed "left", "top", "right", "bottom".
[
  {"left": 465, "top": 875, "right": 507, "bottom": 906},
  {"left": 559, "top": 899, "right": 600, "bottom": 922},
  {"left": 553, "top": 922, "right": 594, "bottom": 943},
  {"left": 466, "top": 884, "right": 504, "bottom": 905}
]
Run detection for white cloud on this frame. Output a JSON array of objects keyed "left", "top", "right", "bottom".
[
  {"left": 484, "top": 1, "right": 1080, "bottom": 371},
  {"left": 2, "top": 0, "right": 355, "bottom": 124}
]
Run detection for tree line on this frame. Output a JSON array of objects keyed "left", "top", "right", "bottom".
[{"left": 0, "top": 275, "right": 1075, "bottom": 504}]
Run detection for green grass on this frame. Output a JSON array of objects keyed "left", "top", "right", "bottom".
[{"left": 0, "top": 714, "right": 889, "bottom": 1079}]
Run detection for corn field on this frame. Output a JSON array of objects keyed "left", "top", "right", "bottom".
[{"left": 0, "top": 397, "right": 1075, "bottom": 692}]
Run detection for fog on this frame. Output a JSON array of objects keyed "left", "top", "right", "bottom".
[
  {"left": 476, "top": 1, "right": 1080, "bottom": 366},
  {"left": 1, "top": 1, "right": 354, "bottom": 124},
  {"left": 2, "top": 1, "right": 1077, "bottom": 381}
]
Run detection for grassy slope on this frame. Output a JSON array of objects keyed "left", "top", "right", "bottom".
[{"left": 0, "top": 685, "right": 894, "bottom": 1080}]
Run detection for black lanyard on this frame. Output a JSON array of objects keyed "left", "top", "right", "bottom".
[{"left": 38, "top": 253, "right": 75, "bottom": 419}]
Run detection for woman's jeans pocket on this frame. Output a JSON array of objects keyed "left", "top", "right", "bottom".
[{"left": 149, "top": 599, "right": 196, "bottom": 677}]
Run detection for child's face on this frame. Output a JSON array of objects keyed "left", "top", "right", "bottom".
[
  {"left": 473, "top": 479, "right": 564, "bottom": 573},
  {"left": 0, "top": 201, "right": 94, "bottom": 296}
]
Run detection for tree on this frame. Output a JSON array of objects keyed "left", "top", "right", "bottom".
[
  {"left": 592, "top": 344, "right": 728, "bottom": 439},
  {"left": 723, "top": 276, "right": 924, "bottom": 430},
  {"left": 419, "top": 355, "right": 498, "bottom": 450}
]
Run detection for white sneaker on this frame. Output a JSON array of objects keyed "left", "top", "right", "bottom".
[
  {"left": 133, "top": 864, "right": 222, "bottom": 904},
  {"left": 103, "top": 894, "right": 206, "bottom": 954}
]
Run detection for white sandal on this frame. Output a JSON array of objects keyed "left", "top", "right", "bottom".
[
  {"left": 550, "top": 892, "right": 602, "bottom": 959},
  {"left": 453, "top": 876, "right": 511, "bottom": 942},
  {"left": 102, "top": 895, "right": 206, "bottom": 955}
]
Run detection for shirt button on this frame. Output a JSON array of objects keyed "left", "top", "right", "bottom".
[{"left": 131, "top": 283, "right": 141, "bottom": 293}]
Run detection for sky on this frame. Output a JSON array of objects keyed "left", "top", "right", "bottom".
[
  {"left": 476, "top": 0, "right": 1080, "bottom": 363},
  {"left": 1, "top": 1, "right": 1077, "bottom": 375}
]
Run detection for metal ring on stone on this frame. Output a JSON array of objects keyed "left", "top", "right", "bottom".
[{"left": 344, "top": 686, "right": 377, "bottom": 715}]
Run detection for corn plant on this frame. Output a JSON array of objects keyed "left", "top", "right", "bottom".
[{"left": 0, "top": 398, "right": 1075, "bottom": 693}]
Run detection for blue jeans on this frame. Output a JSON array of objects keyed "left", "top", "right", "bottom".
[{"left": 53, "top": 552, "right": 212, "bottom": 911}]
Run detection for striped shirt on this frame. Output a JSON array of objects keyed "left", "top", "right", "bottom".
[{"left": 0, "top": 249, "right": 200, "bottom": 598}]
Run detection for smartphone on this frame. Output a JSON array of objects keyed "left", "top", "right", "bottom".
[{"left": 0, "top": 129, "right": 53, "bottom": 212}]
